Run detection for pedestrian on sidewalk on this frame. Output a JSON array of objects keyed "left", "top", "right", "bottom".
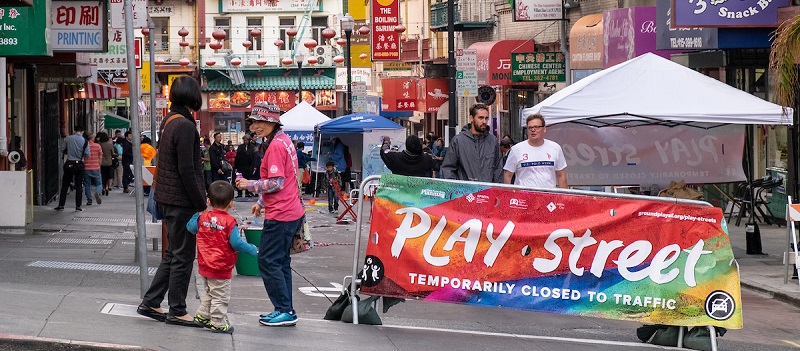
[
  {"left": 137, "top": 75, "right": 207, "bottom": 328},
  {"left": 236, "top": 101, "right": 304, "bottom": 327},
  {"left": 325, "top": 161, "right": 340, "bottom": 214},
  {"left": 188, "top": 180, "right": 257, "bottom": 334},
  {"left": 55, "top": 125, "right": 90, "bottom": 211},
  {"left": 120, "top": 131, "right": 134, "bottom": 193},
  {"left": 97, "top": 132, "right": 117, "bottom": 196},
  {"left": 379, "top": 135, "right": 436, "bottom": 177},
  {"left": 503, "top": 113, "right": 568, "bottom": 189},
  {"left": 83, "top": 132, "right": 103, "bottom": 206},
  {"left": 440, "top": 103, "right": 503, "bottom": 183}
]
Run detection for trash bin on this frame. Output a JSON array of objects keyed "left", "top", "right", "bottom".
[{"left": 235, "top": 227, "right": 262, "bottom": 276}]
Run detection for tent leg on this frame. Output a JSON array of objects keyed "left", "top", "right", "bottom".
[{"left": 708, "top": 326, "right": 717, "bottom": 351}]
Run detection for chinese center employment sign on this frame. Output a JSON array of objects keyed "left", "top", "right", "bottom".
[{"left": 361, "top": 175, "right": 742, "bottom": 329}]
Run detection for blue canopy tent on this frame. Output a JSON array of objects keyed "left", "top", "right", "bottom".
[{"left": 312, "top": 113, "right": 406, "bottom": 188}]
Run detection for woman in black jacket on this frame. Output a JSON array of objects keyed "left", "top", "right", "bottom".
[
  {"left": 380, "top": 135, "right": 436, "bottom": 178},
  {"left": 137, "top": 76, "right": 206, "bottom": 328}
]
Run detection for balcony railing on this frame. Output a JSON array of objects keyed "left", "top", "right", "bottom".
[{"left": 430, "top": 0, "right": 495, "bottom": 31}]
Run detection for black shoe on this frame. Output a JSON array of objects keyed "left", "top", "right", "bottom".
[
  {"left": 165, "top": 314, "right": 203, "bottom": 327},
  {"left": 54, "top": 206, "right": 64, "bottom": 211},
  {"left": 86, "top": 201, "right": 92, "bottom": 206},
  {"left": 75, "top": 207, "right": 82, "bottom": 211},
  {"left": 137, "top": 304, "right": 166, "bottom": 322},
  {"left": 95, "top": 194, "right": 102, "bottom": 204}
]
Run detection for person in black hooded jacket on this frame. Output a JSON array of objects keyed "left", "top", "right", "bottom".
[{"left": 380, "top": 135, "right": 436, "bottom": 177}]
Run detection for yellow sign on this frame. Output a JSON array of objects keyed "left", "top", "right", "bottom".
[
  {"left": 351, "top": 44, "right": 373, "bottom": 68},
  {"left": 140, "top": 61, "right": 150, "bottom": 93},
  {"left": 348, "top": 0, "right": 367, "bottom": 20}
]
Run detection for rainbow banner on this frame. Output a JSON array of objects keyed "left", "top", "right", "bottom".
[{"left": 361, "top": 175, "right": 743, "bottom": 329}]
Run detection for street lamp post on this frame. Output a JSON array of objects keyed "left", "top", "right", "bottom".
[
  {"left": 295, "top": 51, "right": 305, "bottom": 104},
  {"left": 341, "top": 13, "right": 354, "bottom": 115}
]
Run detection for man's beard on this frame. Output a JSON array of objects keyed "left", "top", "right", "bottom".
[{"left": 473, "top": 123, "right": 487, "bottom": 133}]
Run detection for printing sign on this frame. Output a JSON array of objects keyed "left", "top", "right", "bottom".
[{"left": 52, "top": 0, "right": 107, "bottom": 52}]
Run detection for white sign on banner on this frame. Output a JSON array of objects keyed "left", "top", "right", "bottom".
[
  {"left": 109, "top": 0, "right": 146, "bottom": 29},
  {"left": 155, "top": 96, "right": 168, "bottom": 108},
  {"left": 545, "top": 124, "right": 746, "bottom": 186},
  {"left": 51, "top": 1, "right": 107, "bottom": 52},
  {"left": 335, "top": 67, "right": 372, "bottom": 91},
  {"left": 351, "top": 81, "right": 367, "bottom": 113},
  {"left": 456, "top": 49, "right": 477, "bottom": 97}
]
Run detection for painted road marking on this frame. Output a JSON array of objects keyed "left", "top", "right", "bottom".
[{"left": 298, "top": 282, "right": 343, "bottom": 298}]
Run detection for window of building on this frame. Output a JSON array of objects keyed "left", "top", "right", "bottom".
[
  {"left": 247, "top": 17, "right": 263, "bottom": 51},
  {"left": 215, "top": 17, "right": 231, "bottom": 50},
  {"left": 278, "top": 17, "right": 295, "bottom": 51},
  {"left": 310, "top": 16, "right": 327, "bottom": 44},
  {"left": 149, "top": 17, "right": 169, "bottom": 52}
]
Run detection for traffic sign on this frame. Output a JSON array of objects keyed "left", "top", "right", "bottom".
[
  {"left": 351, "top": 81, "right": 367, "bottom": 113},
  {"left": 456, "top": 49, "right": 478, "bottom": 97}
]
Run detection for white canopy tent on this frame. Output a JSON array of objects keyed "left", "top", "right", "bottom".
[
  {"left": 280, "top": 101, "right": 330, "bottom": 152},
  {"left": 523, "top": 53, "right": 793, "bottom": 128}
]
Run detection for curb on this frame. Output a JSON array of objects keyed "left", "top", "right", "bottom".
[
  {"left": 0, "top": 334, "right": 152, "bottom": 351},
  {"left": 740, "top": 281, "right": 800, "bottom": 308}
]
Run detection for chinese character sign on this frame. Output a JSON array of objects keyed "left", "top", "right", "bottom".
[
  {"left": 0, "top": 0, "right": 52, "bottom": 56},
  {"left": 361, "top": 174, "right": 743, "bottom": 329},
  {"left": 371, "top": 0, "right": 400, "bottom": 61},
  {"left": 51, "top": 1, "right": 106, "bottom": 52},
  {"left": 511, "top": 52, "right": 566, "bottom": 83}
]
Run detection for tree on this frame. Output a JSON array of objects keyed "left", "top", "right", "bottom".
[{"left": 770, "top": 17, "right": 800, "bottom": 108}]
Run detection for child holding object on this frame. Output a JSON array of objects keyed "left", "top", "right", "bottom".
[{"left": 187, "top": 180, "right": 258, "bottom": 334}]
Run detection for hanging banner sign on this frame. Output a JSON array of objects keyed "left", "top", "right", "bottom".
[
  {"left": 51, "top": 0, "right": 107, "bottom": 52},
  {"left": 370, "top": 0, "right": 400, "bottom": 61},
  {"left": 546, "top": 124, "right": 746, "bottom": 186},
  {"left": 0, "top": 0, "right": 53, "bottom": 56},
  {"left": 673, "top": 0, "right": 789, "bottom": 28},
  {"left": 361, "top": 174, "right": 743, "bottom": 329}
]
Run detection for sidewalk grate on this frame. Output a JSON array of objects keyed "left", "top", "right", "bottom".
[
  {"left": 72, "top": 217, "right": 136, "bottom": 223},
  {"left": 27, "top": 260, "right": 157, "bottom": 275},
  {"left": 47, "top": 238, "right": 114, "bottom": 245}
]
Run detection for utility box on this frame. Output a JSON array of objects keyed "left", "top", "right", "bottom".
[{"left": 0, "top": 171, "right": 30, "bottom": 227}]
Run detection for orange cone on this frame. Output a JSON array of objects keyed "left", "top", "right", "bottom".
[{"left": 309, "top": 199, "right": 316, "bottom": 206}]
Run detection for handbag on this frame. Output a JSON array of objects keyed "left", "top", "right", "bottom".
[
  {"left": 302, "top": 169, "right": 311, "bottom": 184},
  {"left": 290, "top": 214, "right": 313, "bottom": 254},
  {"left": 221, "top": 159, "right": 234, "bottom": 172}
]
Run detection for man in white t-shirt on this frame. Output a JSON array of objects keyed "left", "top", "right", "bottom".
[{"left": 503, "top": 114, "right": 568, "bottom": 188}]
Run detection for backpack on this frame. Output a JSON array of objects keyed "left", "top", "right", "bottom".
[{"left": 344, "top": 144, "right": 352, "bottom": 169}]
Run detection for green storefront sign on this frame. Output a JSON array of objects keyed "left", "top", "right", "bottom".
[
  {"left": 511, "top": 51, "right": 565, "bottom": 83},
  {"left": 0, "top": 0, "right": 52, "bottom": 56}
]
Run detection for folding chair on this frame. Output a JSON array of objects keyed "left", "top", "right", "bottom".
[{"left": 332, "top": 179, "right": 357, "bottom": 222}]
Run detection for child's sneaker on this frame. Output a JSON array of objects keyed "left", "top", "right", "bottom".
[
  {"left": 210, "top": 323, "right": 234, "bottom": 334},
  {"left": 259, "top": 312, "right": 297, "bottom": 326},
  {"left": 194, "top": 314, "right": 213, "bottom": 329}
]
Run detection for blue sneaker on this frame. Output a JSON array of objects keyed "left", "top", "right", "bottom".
[
  {"left": 260, "top": 311, "right": 280, "bottom": 319},
  {"left": 259, "top": 312, "right": 297, "bottom": 326}
]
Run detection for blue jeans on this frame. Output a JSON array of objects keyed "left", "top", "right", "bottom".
[
  {"left": 327, "top": 185, "right": 338, "bottom": 211},
  {"left": 84, "top": 170, "right": 102, "bottom": 200},
  {"left": 258, "top": 217, "right": 303, "bottom": 314}
]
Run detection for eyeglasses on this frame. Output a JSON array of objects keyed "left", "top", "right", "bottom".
[{"left": 526, "top": 126, "right": 545, "bottom": 131}]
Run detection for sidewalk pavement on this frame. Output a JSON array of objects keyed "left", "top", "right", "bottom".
[{"left": 3, "top": 189, "right": 800, "bottom": 350}]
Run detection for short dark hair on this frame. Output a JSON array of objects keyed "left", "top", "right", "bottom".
[
  {"left": 526, "top": 113, "right": 546, "bottom": 127},
  {"left": 326, "top": 161, "right": 335, "bottom": 167},
  {"left": 297, "top": 141, "right": 305, "bottom": 148},
  {"left": 96, "top": 132, "right": 109, "bottom": 143},
  {"left": 169, "top": 76, "right": 202, "bottom": 111},
  {"left": 142, "top": 136, "right": 152, "bottom": 144},
  {"left": 74, "top": 125, "right": 84, "bottom": 132},
  {"left": 214, "top": 132, "right": 221, "bottom": 138},
  {"left": 207, "top": 180, "right": 235, "bottom": 208},
  {"left": 124, "top": 131, "right": 132, "bottom": 137},
  {"left": 500, "top": 139, "right": 512, "bottom": 148},
  {"left": 469, "top": 104, "right": 489, "bottom": 117}
]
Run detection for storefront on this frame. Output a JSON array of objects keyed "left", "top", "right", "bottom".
[
  {"left": 203, "top": 72, "right": 336, "bottom": 143},
  {"left": 569, "top": 14, "right": 604, "bottom": 83}
]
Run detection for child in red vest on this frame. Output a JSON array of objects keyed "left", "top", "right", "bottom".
[{"left": 187, "top": 180, "right": 257, "bottom": 334}]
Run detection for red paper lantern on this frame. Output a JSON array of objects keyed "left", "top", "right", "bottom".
[
  {"left": 336, "top": 37, "right": 347, "bottom": 46},
  {"left": 205, "top": 59, "right": 216, "bottom": 66},
  {"left": 281, "top": 58, "right": 294, "bottom": 65},
  {"left": 209, "top": 41, "right": 223, "bottom": 51},
  {"left": 286, "top": 28, "right": 298, "bottom": 37},
  {"left": 394, "top": 25, "right": 406, "bottom": 33},
  {"left": 357, "top": 26, "right": 370, "bottom": 36},
  {"left": 212, "top": 28, "right": 227, "bottom": 41},
  {"left": 230, "top": 58, "right": 242, "bottom": 66},
  {"left": 307, "top": 57, "right": 318, "bottom": 65},
  {"left": 179, "top": 41, "right": 189, "bottom": 47},
  {"left": 250, "top": 28, "right": 262, "bottom": 38},
  {"left": 141, "top": 27, "right": 149, "bottom": 36},
  {"left": 333, "top": 55, "right": 345, "bottom": 64},
  {"left": 359, "top": 53, "right": 368, "bottom": 60},
  {"left": 321, "top": 28, "right": 336, "bottom": 40},
  {"left": 303, "top": 39, "right": 318, "bottom": 49},
  {"left": 256, "top": 58, "right": 267, "bottom": 66},
  {"left": 274, "top": 39, "right": 284, "bottom": 48},
  {"left": 178, "top": 27, "right": 189, "bottom": 38},
  {"left": 154, "top": 57, "right": 164, "bottom": 66},
  {"left": 242, "top": 40, "right": 252, "bottom": 49},
  {"left": 178, "top": 58, "right": 191, "bottom": 66}
]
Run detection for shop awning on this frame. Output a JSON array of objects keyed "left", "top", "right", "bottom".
[
  {"left": 101, "top": 111, "right": 130, "bottom": 129},
  {"left": 67, "top": 82, "right": 121, "bottom": 100},
  {"left": 204, "top": 75, "right": 335, "bottom": 91},
  {"left": 468, "top": 40, "right": 535, "bottom": 86}
]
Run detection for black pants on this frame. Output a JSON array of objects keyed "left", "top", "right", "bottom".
[
  {"left": 58, "top": 162, "right": 84, "bottom": 208},
  {"left": 122, "top": 162, "right": 133, "bottom": 189},
  {"left": 142, "top": 204, "right": 197, "bottom": 317}
]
